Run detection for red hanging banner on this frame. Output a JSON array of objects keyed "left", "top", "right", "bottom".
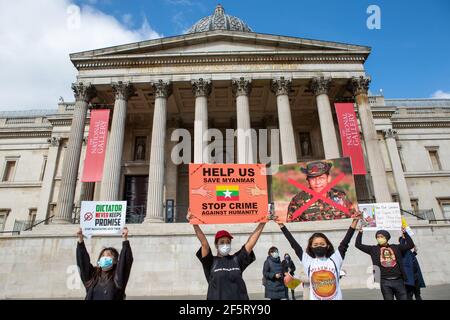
[
  {"left": 81, "top": 109, "right": 110, "bottom": 182},
  {"left": 334, "top": 103, "right": 367, "bottom": 175}
]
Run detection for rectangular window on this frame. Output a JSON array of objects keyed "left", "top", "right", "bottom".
[
  {"left": 411, "top": 199, "right": 419, "bottom": 213},
  {"left": 427, "top": 148, "right": 442, "bottom": 171},
  {"left": 440, "top": 200, "right": 450, "bottom": 220},
  {"left": 0, "top": 210, "right": 9, "bottom": 231},
  {"left": 28, "top": 208, "right": 37, "bottom": 227},
  {"left": 2, "top": 160, "right": 17, "bottom": 182}
]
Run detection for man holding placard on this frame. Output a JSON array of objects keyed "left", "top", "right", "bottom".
[{"left": 355, "top": 226, "right": 415, "bottom": 300}]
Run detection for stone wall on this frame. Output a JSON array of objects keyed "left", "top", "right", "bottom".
[{"left": 1, "top": 219, "right": 449, "bottom": 299}]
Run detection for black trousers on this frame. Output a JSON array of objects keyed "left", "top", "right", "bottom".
[
  {"left": 406, "top": 280, "right": 423, "bottom": 300},
  {"left": 380, "top": 279, "right": 408, "bottom": 300}
]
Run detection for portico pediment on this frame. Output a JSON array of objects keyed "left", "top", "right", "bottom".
[{"left": 70, "top": 30, "right": 370, "bottom": 70}]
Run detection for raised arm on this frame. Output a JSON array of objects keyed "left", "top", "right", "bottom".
[
  {"left": 338, "top": 216, "right": 360, "bottom": 258},
  {"left": 355, "top": 229, "right": 372, "bottom": 254},
  {"left": 187, "top": 209, "right": 210, "bottom": 258},
  {"left": 244, "top": 222, "right": 266, "bottom": 254},
  {"left": 114, "top": 227, "right": 134, "bottom": 290},
  {"left": 76, "top": 228, "right": 95, "bottom": 286},
  {"left": 398, "top": 229, "right": 415, "bottom": 253},
  {"left": 278, "top": 223, "right": 303, "bottom": 261}
]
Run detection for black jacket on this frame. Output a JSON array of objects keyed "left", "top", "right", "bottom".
[
  {"left": 355, "top": 231, "right": 414, "bottom": 281},
  {"left": 281, "top": 259, "right": 296, "bottom": 276},
  {"left": 76, "top": 240, "right": 133, "bottom": 300},
  {"left": 263, "top": 256, "right": 287, "bottom": 299}
]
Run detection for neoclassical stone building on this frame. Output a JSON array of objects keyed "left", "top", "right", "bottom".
[{"left": 1, "top": 5, "right": 450, "bottom": 232}]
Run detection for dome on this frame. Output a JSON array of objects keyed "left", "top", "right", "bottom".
[{"left": 186, "top": 4, "right": 253, "bottom": 34}]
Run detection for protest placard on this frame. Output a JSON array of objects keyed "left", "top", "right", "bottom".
[
  {"left": 189, "top": 164, "right": 268, "bottom": 224},
  {"left": 273, "top": 157, "right": 358, "bottom": 222},
  {"left": 80, "top": 201, "right": 126, "bottom": 237},
  {"left": 359, "top": 202, "right": 402, "bottom": 231}
]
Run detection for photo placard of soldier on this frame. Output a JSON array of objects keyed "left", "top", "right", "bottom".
[
  {"left": 272, "top": 157, "right": 358, "bottom": 222},
  {"left": 189, "top": 163, "right": 269, "bottom": 224},
  {"left": 359, "top": 203, "right": 377, "bottom": 229},
  {"left": 80, "top": 201, "right": 127, "bottom": 238}
]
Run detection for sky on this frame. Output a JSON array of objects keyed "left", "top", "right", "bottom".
[{"left": 0, "top": 0, "right": 449, "bottom": 110}]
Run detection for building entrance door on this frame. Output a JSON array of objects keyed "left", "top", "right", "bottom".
[{"left": 123, "top": 175, "right": 148, "bottom": 223}]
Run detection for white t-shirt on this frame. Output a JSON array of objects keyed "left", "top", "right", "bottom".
[{"left": 302, "top": 251, "right": 343, "bottom": 300}]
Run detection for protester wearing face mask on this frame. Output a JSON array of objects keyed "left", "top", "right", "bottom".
[
  {"left": 281, "top": 253, "right": 297, "bottom": 300},
  {"left": 355, "top": 228, "right": 414, "bottom": 300},
  {"left": 76, "top": 227, "right": 133, "bottom": 300},
  {"left": 187, "top": 209, "right": 266, "bottom": 300},
  {"left": 277, "top": 214, "right": 361, "bottom": 300},
  {"left": 262, "top": 247, "right": 288, "bottom": 300}
]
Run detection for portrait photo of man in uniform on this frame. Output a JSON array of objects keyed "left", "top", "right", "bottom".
[{"left": 272, "top": 157, "right": 359, "bottom": 223}]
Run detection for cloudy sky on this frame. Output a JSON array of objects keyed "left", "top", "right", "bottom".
[{"left": 0, "top": 0, "right": 449, "bottom": 111}]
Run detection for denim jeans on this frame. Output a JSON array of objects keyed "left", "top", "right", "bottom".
[{"left": 380, "top": 278, "right": 408, "bottom": 300}]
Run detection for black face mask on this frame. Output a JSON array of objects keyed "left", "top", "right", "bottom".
[
  {"left": 285, "top": 256, "right": 290, "bottom": 261},
  {"left": 312, "top": 246, "right": 327, "bottom": 258}
]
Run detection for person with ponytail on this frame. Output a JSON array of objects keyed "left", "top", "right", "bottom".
[{"left": 76, "top": 227, "right": 133, "bottom": 300}]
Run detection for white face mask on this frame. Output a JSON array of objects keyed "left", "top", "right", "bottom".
[
  {"left": 271, "top": 252, "right": 279, "bottom": 259},
  {"left": 218, "top": 244, "right": 231, "bottom": 256}
]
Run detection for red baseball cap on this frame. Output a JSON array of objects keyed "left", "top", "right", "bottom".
[{"left": 215, "top": 230, "right": 233, "bottom": 242}]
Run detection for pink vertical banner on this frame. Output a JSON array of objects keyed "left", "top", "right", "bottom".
[
  {"left": 81, "top": 109, "right": 110, "bottom": 182},
  {"left": 334, "top": 103, "right": 367, "bottom": 175}
]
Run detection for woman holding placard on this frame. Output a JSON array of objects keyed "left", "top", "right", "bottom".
[
  {"left": 187, "top": 209, "right": 266, "bottom": 300},
  {"left": 76, "top": 227, "right": 133, "bottom": 300},
  {"left": 276, "top": 214, "right": 361, "bottom": 300}
]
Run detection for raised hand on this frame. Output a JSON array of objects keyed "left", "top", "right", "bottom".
[
  {"left": 122, "top": 227, "right": 129, "bottom": 240},
  {"left": 77, "top": 228, "right": 83, "bottom": 243}
]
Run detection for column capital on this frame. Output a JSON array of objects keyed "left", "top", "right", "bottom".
[
  {"left": 349, "top": 76, "right": 371, "bottom": 96},
  {"left": 271, "top": 77, "right": 292, "bottom": 96},
  {"left": 151, "top": 80, "right": 173, "bottom": 99},
  {"left": 112, "top": 81, "right": 135, "bottom": 100},
  {"left": 383, "top": 128, "right": 397, "bottom": 139},
  {"left": 310, "top": 76, "right": 332, "bottom": 96},
  {"left": 72, "top": 82, "right": 96, "bottom": 102},
  {"left": 191, "top": 78, "right": 212, "bottom": 97},
  {"left": 47, "top": 136, "right": 62, "bottom": 147},
  {"left": 232, "top": 77, "right": 252, "bottom": 97}
]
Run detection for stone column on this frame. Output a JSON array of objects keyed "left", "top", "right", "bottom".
[
  {"left": 100, "top": 82, "right": 135, "bottom": 201},
  {"left": 350, "top": 76, "right": 391, "bottom": 202},
  {"left": 165, "top": 126, "right": 179, "bottom": 221},
  {"left": 310, "top": 76, "right": 340, "bottom": 159},
  {"left": 144, "top": 80, "right": 172, "bottom": 223},
  {"left": 232, "top": 77, "right": 254, "bottom": 164},
  {"left": 37, "top": 137, "right": 61, "bottom": 221},
  {"left": 384, "top": 129, "right": 412, "bottom": 210},
  {"left": 271, "top": 77, "right": 297, "bottom": 164},
  {"left": 192, "top": 78, "right": 212, "bottom": 163},
  {"left": 54, "top": 83, "right": 96, "bottom": 223}
]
